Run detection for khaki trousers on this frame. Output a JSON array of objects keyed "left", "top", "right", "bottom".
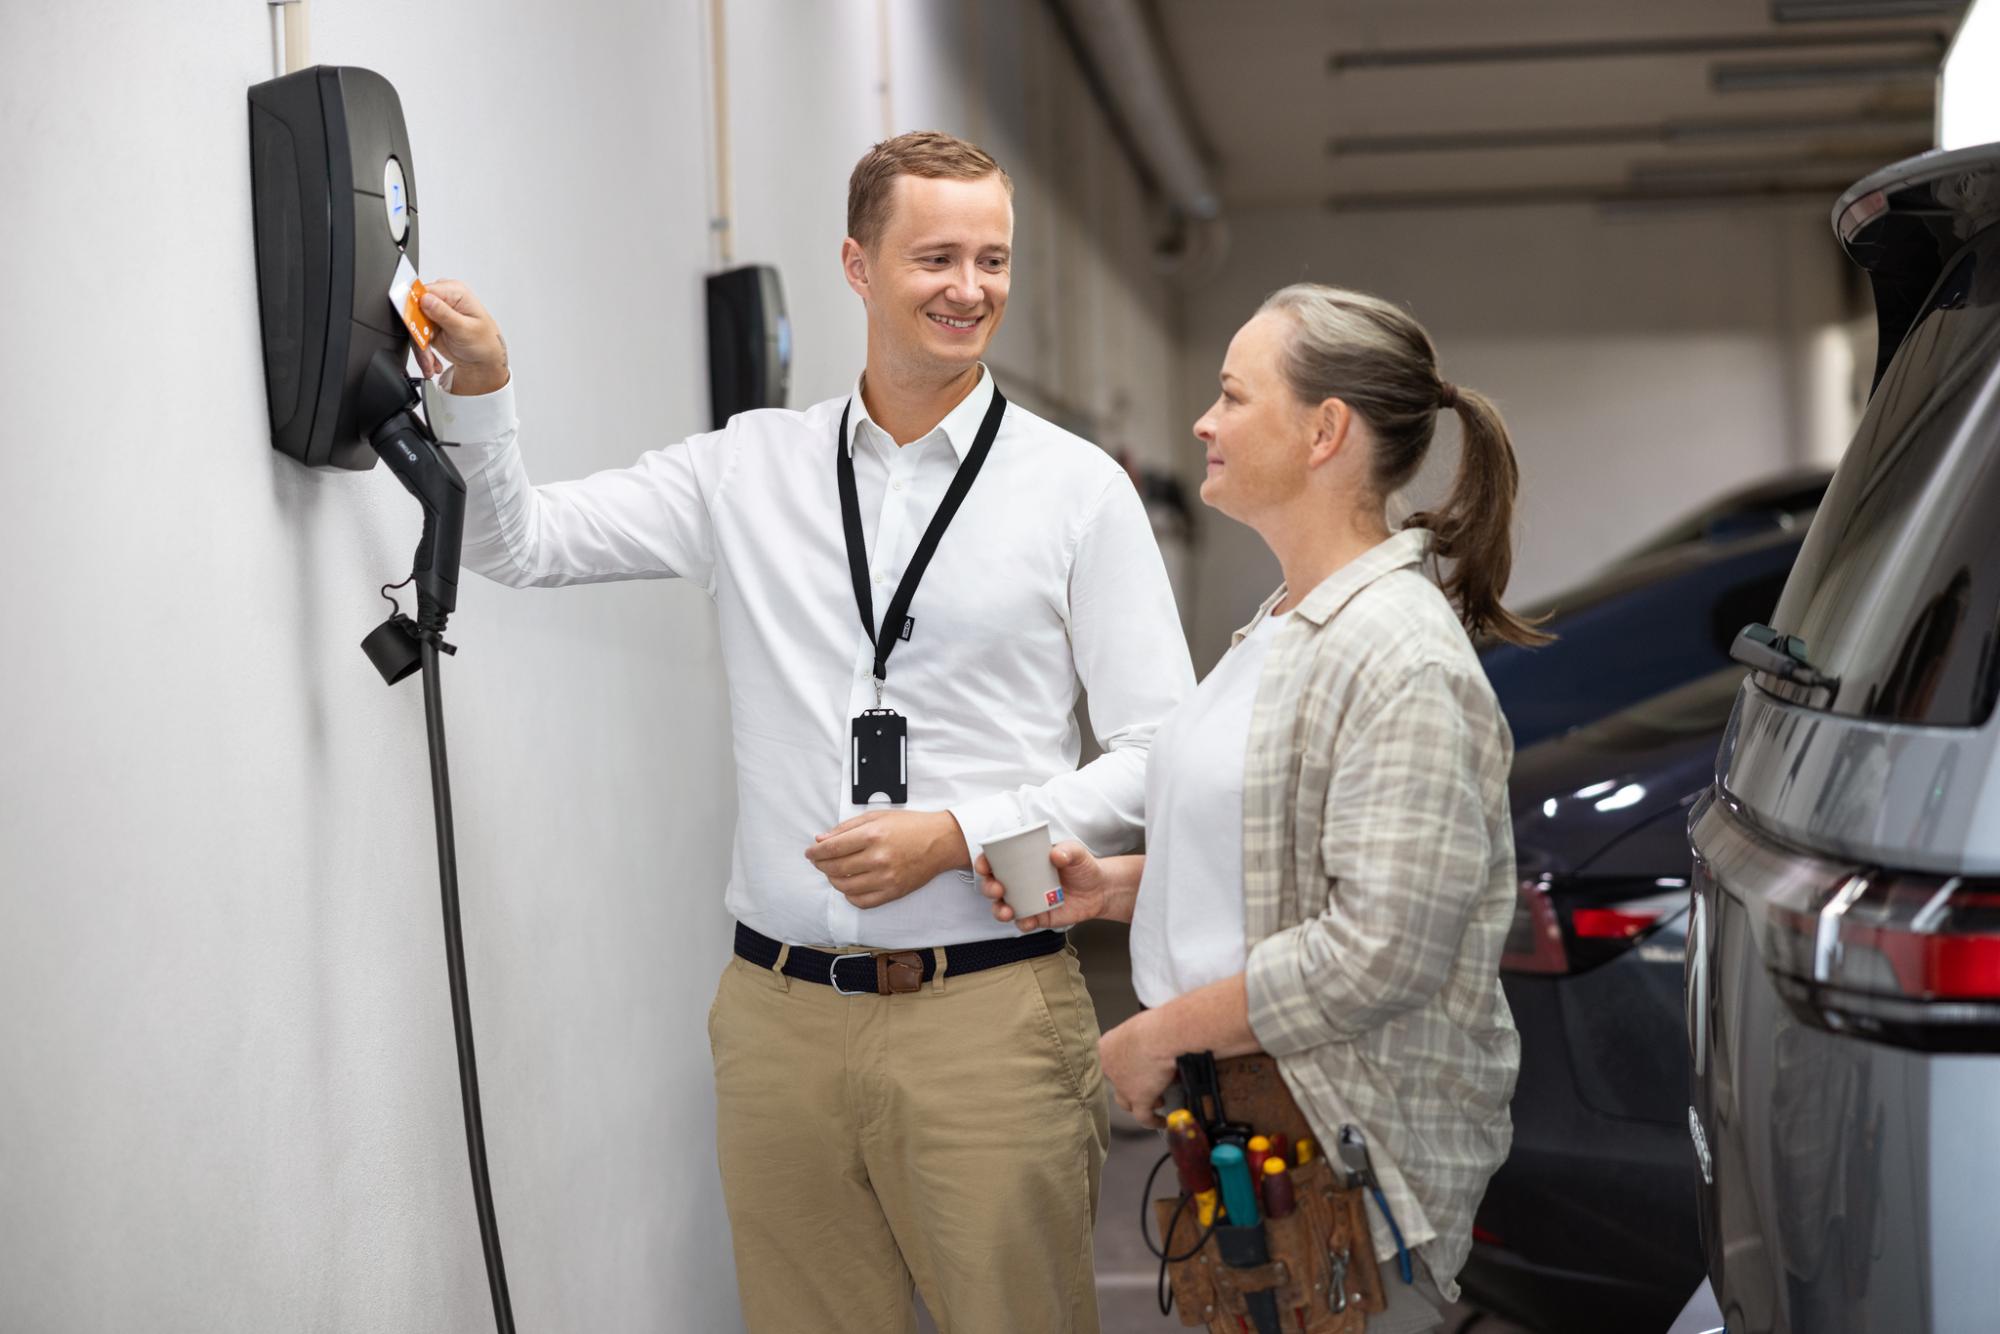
[{"left": 708, "top": 942, "right": 1111, "bottom": 1334}]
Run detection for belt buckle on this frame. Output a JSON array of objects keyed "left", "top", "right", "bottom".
[
  {"left": 831, "top": 952, "right": 877, "bottom": 996},
  {"left": 877, "top": 949, "right": 925, "bottom": 995}
]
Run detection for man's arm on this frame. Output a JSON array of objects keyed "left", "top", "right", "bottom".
[
  {"left": 806, "top": 472, "right": 1191, "bottom": 908},
  {"left": 948, "top": 470, "right": 1194, "bottom": 860},
  {"left": 416, "top": 280, "right": 723, "bottom": 591}
]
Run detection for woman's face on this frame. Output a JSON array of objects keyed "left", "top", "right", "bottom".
[{"left": 1193, "top": 311, "right": 1321, "bottom": 525}]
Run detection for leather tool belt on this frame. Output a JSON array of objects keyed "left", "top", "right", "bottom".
[{"left": 1157, "top": 1054, "right": 1386, "bottom": 1333}]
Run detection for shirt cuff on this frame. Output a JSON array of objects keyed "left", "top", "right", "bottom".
[
  {"left": 1244, "top": 926, "right": 1338, "bottom": 1058},
  {"left": 946, "top": 793, "right": 1027, "bottom": 869},
  {"left": 423, "top": 371, "right": 517, "bottom": 444}
]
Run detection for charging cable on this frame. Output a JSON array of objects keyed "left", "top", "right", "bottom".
[
  {"left": 418, "top": 622, "right": 516, "bottom": 1334},
  {"left": 364, "top": 378, "right": 516, "bottom": 1334}
]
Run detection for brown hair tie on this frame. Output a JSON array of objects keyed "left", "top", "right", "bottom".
[{"left": 1437, "top": 380, "right": 1460, "bottom": 410}]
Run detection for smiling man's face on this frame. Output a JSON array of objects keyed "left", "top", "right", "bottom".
[{"left": 847, "top": 172, "right": 1013, "bottom": 383}]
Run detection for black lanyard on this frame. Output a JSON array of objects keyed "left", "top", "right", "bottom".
[{"left": 836, "top": 383, "right": 1008, "bottom": 688}]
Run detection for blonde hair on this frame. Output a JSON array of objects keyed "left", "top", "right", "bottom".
[
  {"left": 1260, "top": 283, "right": 1549, "bottom": 647},
  {"left": 846, "top": 131, "right": 1013, "bottom": 251}
]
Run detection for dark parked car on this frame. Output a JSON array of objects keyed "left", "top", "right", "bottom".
[
  {"left": 1482, "top": 472, "right": 1827, "bottom": 751},
  {"left": 1689, "top": 143, "right": 2000, "bottom": 1334},
  {"left": 1459, "top": 668, "right": 1741, "bottom": 1334},
  {"left": 1457, "top": 474, "right": 1832, "bottom": 1332},
  {"left": 1605, "top": 472, "right": 1828, "bottom": 569}
]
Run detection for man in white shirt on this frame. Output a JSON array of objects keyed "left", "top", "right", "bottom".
[{"left": 411, "top": 132, "right": 1192, "bottom": 1333}]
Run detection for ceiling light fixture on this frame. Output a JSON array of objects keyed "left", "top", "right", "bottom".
[
  {"left": 1327, "top": 110, "right": 1933, "bottom": 155},
  {"left": 1772, "top": 0, "right": 1965, "bottom": 22},
  {"left": 1711, "top": 56, "right": 1940, "bottom": 89},
  {"left": 1629, "top": 150, "right": 1929, "bottom": 184},
  {"left": 1330, "top": 26, "right": 1950, "bottom": 70},
  {"left": 1320, "top": 180, "right": 1865, "bottom": 213}
]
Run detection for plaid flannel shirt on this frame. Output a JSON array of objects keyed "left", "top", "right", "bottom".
[{"left": 1239, "top": 527, "right": 1521, "bottom": 1300}]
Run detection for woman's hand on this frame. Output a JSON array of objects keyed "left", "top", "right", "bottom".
[
  {"left": 1099, "top": 1011, "right": 1181, "bottom": 1128},
  {"left": 978, "top": 841, "right": 1107, "bottom": 931}
]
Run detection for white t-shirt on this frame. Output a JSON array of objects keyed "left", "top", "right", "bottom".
[{"left": 1129, "top": 611, "right": 1289, "bottom": 1006}]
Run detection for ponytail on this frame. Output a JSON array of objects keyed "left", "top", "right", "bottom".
[
  {"left": 1406, "top": 384, "right": 1551, "bottom": 647},
  {"left": 1258, "top": 283, "right": 1551, "bottom": 649}
]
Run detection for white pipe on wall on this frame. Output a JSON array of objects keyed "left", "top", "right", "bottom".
[
  {"left": 284, "top": 0, "right": 311, "bottom": 73},
  {"left": 265, "top": 0, "right": 311, "bottom": 76},
  {"left": 707, "top": 0, "right": 734, "bottom": 265}
]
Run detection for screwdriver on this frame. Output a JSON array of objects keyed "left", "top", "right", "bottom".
[
  {"left": 1165, "top": 1108, "right": 1221, "bottom": 1227},
  {"left": 1261, "top": 1157, "right": 1297, "bottom": 1220},
  {"left": 1211, "top": 1143, "right": 1261, "bottom": 1228}
]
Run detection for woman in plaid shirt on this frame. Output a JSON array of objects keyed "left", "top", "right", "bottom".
[{"left": 982, "top": 284, "right": 1544, "bottom": 1326}]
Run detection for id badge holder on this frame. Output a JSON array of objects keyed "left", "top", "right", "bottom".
[{"left": 851, "top": 708, "right": 907, "bottom": 805}]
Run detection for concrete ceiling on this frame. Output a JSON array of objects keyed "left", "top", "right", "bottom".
[{"left": 1149, "top": 0, "right": 1961, "bottom": 210}]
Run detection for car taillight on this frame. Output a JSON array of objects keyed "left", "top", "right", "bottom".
[
  {"left": 1501, "top": 876, "right": 1687, "bottom": 975},
  {"left": 1572, "top": 907, "right": 1663, "bottom": 940},
  {"left": 1765, "top": 872, "right": 2000, "bottom": 1047}
]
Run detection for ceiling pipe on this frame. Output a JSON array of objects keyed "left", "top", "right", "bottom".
[
  {"left": 1049, "top": 0, "right": 1220, "bottom": 219},
  {"left": 1046, "top": 0, "right": 1227, "bottom": 278}
]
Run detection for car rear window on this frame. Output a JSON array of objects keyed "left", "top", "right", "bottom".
[{"left": 1769, "top": 225, "right": 2000, "bottom": 727}]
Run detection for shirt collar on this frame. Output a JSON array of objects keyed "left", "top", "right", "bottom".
[
  {"left": 845, "top": 364, "right": 994, "bottom": 460},
  {"left": 1232, "top": 527, "right": 1434, "bottom": 645}
]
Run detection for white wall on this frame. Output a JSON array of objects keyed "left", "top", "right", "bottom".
[
  {"left": 1177, "top": 200, "right": 1856, "bottom": 669},
  {"left": 724, "top": 0, "right": 1182, "bottom": 468},
  {"left": 0, "top": 2, "right": 1178, "bottom": 1330}
]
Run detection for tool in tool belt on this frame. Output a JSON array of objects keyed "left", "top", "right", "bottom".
[
  {"left": 1261, "top": 1158, "right": 1297, "bottom": 1220},
  {"left": 1144, "top": 1052, "right": 1387, "bottom": 1333},
  {"left": 1336, "top": 1124, "right": 1414, "bottom": 1287},
  {"left": 1175, "top": 1051, "right": 1252, "bottom": 1146},
  {"left": 1164, "top": 1109, "right": 1221, "bottom": 1227}
]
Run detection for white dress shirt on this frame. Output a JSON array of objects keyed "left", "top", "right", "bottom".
[
  {"left": 423, "top": 367, "right": 1193, "bottom": 949},
  {"left": 1129, "top": 610, "right": 1287, "bottom": 1006}
]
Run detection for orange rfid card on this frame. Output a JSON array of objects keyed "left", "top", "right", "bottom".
[{"left": 388, "top": 254, "right": 434, "bottom": 350}]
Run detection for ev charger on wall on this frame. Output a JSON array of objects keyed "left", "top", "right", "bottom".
[
  {"left": 705, "top": 263, "right": 791, "bottom": 430},
  {"left": 249, "top": 66, "right": 421, "bottom": 470},
  {"left": 247, "top": 65, "right": 514, "bottom": 1334}
]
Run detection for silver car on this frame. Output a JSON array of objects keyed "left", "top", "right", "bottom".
[{"left": 1688, "top": 142, "right": 2000, "bottom": 1334}]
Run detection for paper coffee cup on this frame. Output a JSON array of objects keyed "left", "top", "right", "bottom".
[{"left": 983, "top": 822, "right": 1064, "bottom": 920}]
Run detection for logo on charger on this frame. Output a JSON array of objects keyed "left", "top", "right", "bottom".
[{"left": 1046, "top": 889, "right": 1063, "bottom": 907}]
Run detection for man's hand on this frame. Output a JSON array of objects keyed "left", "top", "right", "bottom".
[
  {"left": 805, "top": 810, "right": 970, "bottom": 909},
  {"left": 414, "top": 279, "right": 510, "bottom": 395},
  {"left": 978, "top": 842, "right": 1107, "bottom": 932},
  {"left": 1099, "top": 1011, "right": 1180, "bottom": 1128}
]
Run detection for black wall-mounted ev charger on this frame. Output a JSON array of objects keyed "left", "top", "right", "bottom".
[
  {"left": 248, "top": 64, "right": 514, "bottom": 1334},
  {"left": 705, "top": 263, "right": 791, "bottom": 431}
]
